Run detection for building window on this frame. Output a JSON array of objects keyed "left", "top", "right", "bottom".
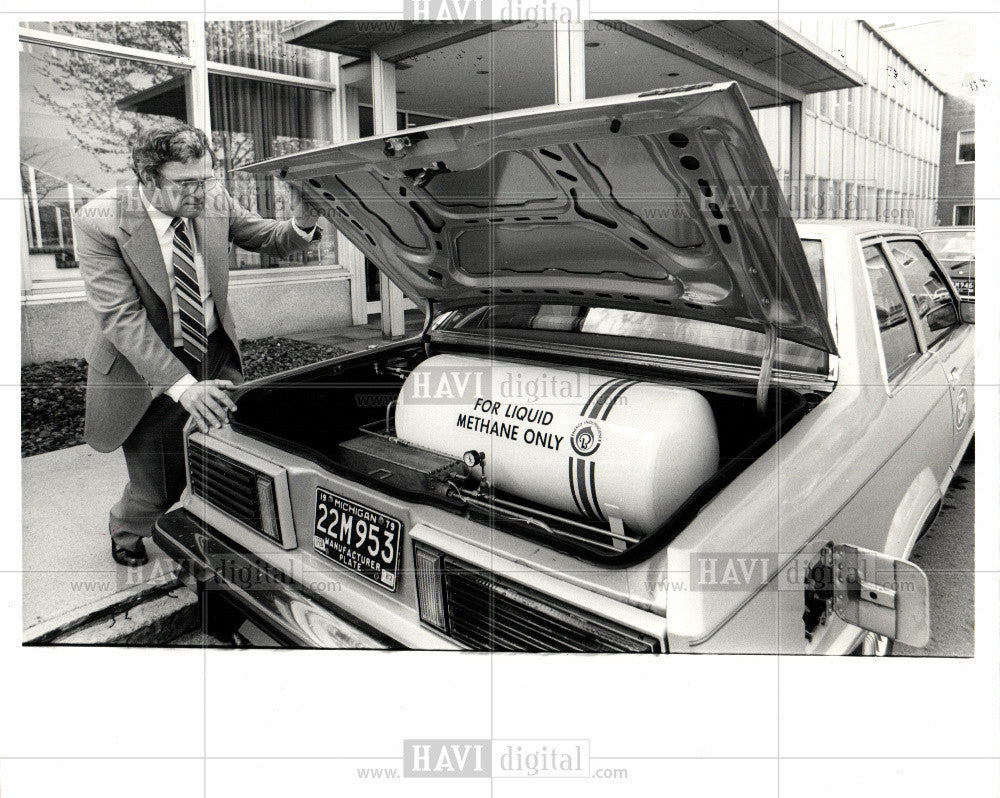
[
  {"left": 817, "top": 178, "right": 831, "bottom": 219},
  {"left": 210, "top": 73, "right": 337, "bottom": 269},
  {"left": 204, "top": 21, "right": 336, "bottom": 270},
  {"left": 832, "top": 91, "right": 844, "bottom": 126},
  {"left": 953, "top": 205, "right": 975, "bottom": 226},
  {"left": 19, "top": 35, "right": 190, "bottom": 284},
  {"left": 843, "top": 182, "right": 854, "bottom": 219},
  {"left": 818, "top": 91, "right": 832, "bottom": 119},
  {"left": 956, "top": 130, "right": 975, "bottom": 164},
  {"left": 802, "top": 175, "right": 816, "bottom": 218},
  {"left": 21, "top": 21, "right": 188, "bottom": 55},
  {"left": 206, "top": 20, "right": 328, "bottom": 78},
  {"left": 858, "top": 88, "right": 870, "bottom": 137}
]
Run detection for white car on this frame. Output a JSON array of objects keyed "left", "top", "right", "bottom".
[{"left": 155, "top": 82, "right": 974, "bottom": 654}]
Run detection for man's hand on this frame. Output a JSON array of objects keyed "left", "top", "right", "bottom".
[
  {"left": 289, "top": 183, "right": 321, "bottom": 230},
  {"left": 178, "top": 380, "right": 237, "bottom": 432}
]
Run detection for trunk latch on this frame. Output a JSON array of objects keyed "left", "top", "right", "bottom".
[
  {"left": 383, "top": 130, "right": 430, "bottom": 159},
  {"left": 383, "top": 135, "right": 414, "bottom": 158}
]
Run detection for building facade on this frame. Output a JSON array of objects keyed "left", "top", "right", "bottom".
[
  {"left": 752, "top": 20, "right": 944, "bottom": 228},
  {"left": 19, "top": 19, "right": 948, "bottom": 363},
  {"left": 880, "top": 19, "right": 976, "bottom": 226}
]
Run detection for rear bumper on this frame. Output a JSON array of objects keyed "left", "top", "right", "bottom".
[{"left": 153, "top": 508, "right": 395, "bottom": 649}]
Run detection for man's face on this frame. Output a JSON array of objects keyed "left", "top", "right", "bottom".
[{"left": 149, "top": 154, "right": 215, "bottom": 219}]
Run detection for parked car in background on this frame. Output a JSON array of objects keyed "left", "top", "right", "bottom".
[
  {"left": 154, "top": 83, "right": 975, "bottom": 655},
  {"left": 922, "top": 226, "right": 975, "bottom": 299}
]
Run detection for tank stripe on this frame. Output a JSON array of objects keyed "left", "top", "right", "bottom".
[
  {"left": 568, "top": 457, "right": 587, "bottom": 516},
  {"left": 587, "top": 460, "right": 605, "bottom": 521},
  {"left": 572, "top": 378, "right": 636, "bottom": 522},
  {"left": 575, "top": 458, "right": 599, "bottom": 519},
  {"left": 599, "top": 381, "right": 637, "bottom": 421},
  {"left": 586, "top": 378, "right": 629, "bottom": 419},
  {"left": 581, "top": 378, "right": 621, "bottom": 418}
]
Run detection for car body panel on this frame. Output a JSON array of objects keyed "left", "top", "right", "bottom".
[{"left": 241, "top": 82, "right": 836, "bottom": 354}]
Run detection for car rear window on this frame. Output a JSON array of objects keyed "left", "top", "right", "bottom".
[
  {"left": 437, "top": 240, "right": 831, "bottom": 375},
  {"left": 922, "top": 229, "right": 975, "bottom": 263}
]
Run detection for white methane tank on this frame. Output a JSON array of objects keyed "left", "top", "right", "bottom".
[{"left": 394, "top": 354, "right": 719, "bottom": 534}]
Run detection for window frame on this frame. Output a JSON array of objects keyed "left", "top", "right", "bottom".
[
  {"left": 858, "top": 238, "right": 923, "bottom": 386},
  {"left": 953, "top": 204, "right": 975, "bottom": 226},
  {"left": 880, "top": 235, "right": 962, "bottom": 351},
  {"left": 956, "top": 129, "right": 975, "bottom": 164}
]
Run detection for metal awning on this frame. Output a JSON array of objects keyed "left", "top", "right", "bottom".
[
  {"left": 283, "top": 19, "right": 864, "bottom": 104},
  {"left": 282, "top": 20, "right": 515, "bottom": 61},
  {"left": 662, "top": 20, "right": 864, "bottom": 94}
]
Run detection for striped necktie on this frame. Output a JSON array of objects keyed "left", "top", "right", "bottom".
[{"left": 169, "top": 217, "right": 208, "bottom": 364}]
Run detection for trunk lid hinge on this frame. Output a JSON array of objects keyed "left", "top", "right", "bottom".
[
  {"left": 757, "top": 323, "right": 778, "bottom": 413},
  {"left": 422, "top": 300, "right": 436, "bottom": 357}
]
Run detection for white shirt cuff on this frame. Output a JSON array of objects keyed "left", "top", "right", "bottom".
[
  {"left": 291, "top": 219, "right": 317, "bottom": 240},
  {"left": 166, "top": 372, "right": 198, "bottom": 402}
]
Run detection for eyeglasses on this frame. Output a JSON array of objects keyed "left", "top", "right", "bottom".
[{"left": 156, "top": 174, "right": 221, "bottom": 193}]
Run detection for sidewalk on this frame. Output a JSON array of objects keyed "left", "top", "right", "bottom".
[
  {"left": 21, "top": 443, "right": 186, "bottom": 640},
  {"left": 21, "top": 313, "right": 424, "bottom": 642}
]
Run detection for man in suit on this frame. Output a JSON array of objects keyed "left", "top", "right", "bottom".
[{"left": 75, "top": 120, "right": 322, "bottom": 567}]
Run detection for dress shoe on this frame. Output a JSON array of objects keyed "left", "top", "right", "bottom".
[{"left": 111, "top": 532, "right": 149, "bottom": 567}]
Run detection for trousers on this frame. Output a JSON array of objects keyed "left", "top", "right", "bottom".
[{"left": 109, "top": 328, "right": 242, "bottom": 538}]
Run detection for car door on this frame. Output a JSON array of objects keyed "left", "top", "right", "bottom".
[
  {"left": 861, "top": 241, "right": 955, "bottom": 488},
  {"left": 883, "top": 237, "right": 974, "bottom": 463}
]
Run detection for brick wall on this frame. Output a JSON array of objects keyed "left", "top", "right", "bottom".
[{"left": 937, "top": 94, "right": 975, "bottom": 225}]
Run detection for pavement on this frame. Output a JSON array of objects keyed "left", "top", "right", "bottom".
[
  {"left": 896, "top": 459, "right": 975, "bottom": 657},
  {"left": 21, "top": 443, "right": 190, "bottom": 642}
]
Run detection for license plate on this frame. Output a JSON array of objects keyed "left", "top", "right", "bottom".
[
  {"left": 313, "top": 488, "right": 402, "bottom": 591},
  {"left": 955, "top": 279, "right": 974, "bottom": 295}
]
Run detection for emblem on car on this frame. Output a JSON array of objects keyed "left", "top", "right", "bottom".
[
  {"left": 955, "top": 386, "right": 969, "bottom": 430},
  {"left": 571, "top": 421, "right": 602, "bottom": 456}
]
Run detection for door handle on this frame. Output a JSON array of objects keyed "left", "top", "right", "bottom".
[{"left": 949, "top": 366, "right": 963, "bottom": 383}]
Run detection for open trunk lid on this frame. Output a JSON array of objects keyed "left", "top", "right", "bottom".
[{"left": 240, "top": 81, "right": 836, "bottom": 355}]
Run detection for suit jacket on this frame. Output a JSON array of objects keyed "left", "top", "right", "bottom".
[{"left": 75, "top": 179, "right": 320, "bottom": 453}]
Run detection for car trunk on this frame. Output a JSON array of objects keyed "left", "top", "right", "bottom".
[{"left": 229, "top": 338, "right": 818, "bottom": 564}]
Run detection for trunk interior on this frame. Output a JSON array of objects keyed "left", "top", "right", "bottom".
[{"left": 229, "top": 338, "right": 818, "bottom": 564}]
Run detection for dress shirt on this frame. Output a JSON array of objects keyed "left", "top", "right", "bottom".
[{"left": 137, "top": 186, "right": 315, "bottom": 402}]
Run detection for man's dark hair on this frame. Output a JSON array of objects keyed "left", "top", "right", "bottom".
[{"left": 130, "top": 120, "right": 216, "bottom": 185}]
